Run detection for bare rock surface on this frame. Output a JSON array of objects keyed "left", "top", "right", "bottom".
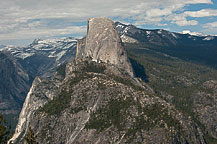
[
  {"left": 10, "top": 18, "right": 207, "bottom": 144},
  {"left": 77, "top": 17, "right": 134, "bottom": 77}
]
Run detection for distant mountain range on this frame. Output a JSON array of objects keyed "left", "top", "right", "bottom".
[
  {"left": 1, "top": 21, "right": 217, "bottom": 116},
  {"left": 0, "top": 37, "right": 77, "bottom": 116},
  {"left": 0, "top": 51, "right": 30, "bottom": 114},
  {"left": 8, "top": 17, "right": 207, "bottom": 144},
  {"left": 115, "top": 22, "right": 217, "bottom": 69},
  {"left": 1, "top": 19, "right": 217, "bottom": 143}
]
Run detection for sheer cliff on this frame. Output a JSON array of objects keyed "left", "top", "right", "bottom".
[
  {"left": 0, "top": 51, "right": 31, "bottom": 115},
  {"left": 0, "top": 38, "right": 77, "bottom": 116},
  {"left": 76, "top": 18, "right": 134, "bottom": 77},
  {"left": 10, "top": 18, "right": 207, "bottom": 144}
]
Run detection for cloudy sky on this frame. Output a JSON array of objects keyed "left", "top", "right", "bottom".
[{"left": 1, "top": 0, "right": 217, "bottom": 46}]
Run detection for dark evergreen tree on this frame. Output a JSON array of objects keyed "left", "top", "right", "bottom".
[
  {"left": 24, "top": 127, "right": 37, "bottom": 144},
  {"left": 0, "top": 115, "right": 12, "bottom": 144}
]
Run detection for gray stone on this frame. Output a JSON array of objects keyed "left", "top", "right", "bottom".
[{"left": 77, "top": 17, "right": 134, "bottom": 77}]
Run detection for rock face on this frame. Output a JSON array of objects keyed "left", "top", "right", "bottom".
[
  {"left": 0, "top": 38, "right": 77, "bottom": 115},
  {"left": 11, "top": 18, "right": 207, "bottom": 144},
  {"left": 9, "top": 75, "right": 63, "bottom": 142},
  {"left": 193, "top": 80, "right": 217, "bottom": 139},
  {"left": 0, "top": 37, "right": 77, "bottom": 77},
  {"left": 11, "top": 60, "right": 205, "bottom": 144},
  {"left": 77, "top": 18, "right": 134, "bottom": 77},
  {"left": 0, "top": 51, "right": 31, "bottom": 114}
]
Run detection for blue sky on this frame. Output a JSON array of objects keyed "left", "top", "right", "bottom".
[{"left": 0, "top": 0, "right": 217, "bottom": 46}]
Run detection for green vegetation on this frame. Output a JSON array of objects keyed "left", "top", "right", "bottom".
[
  {"left": 69, "top": 72, "right": 94, "bottom": 86},
  {"left": 125, "top": 103, "right": 182, "bottom": 142},
  {"left": 129, "top": 58, "right": 149, "bottom": 82},
  {"left": 24, "top": 127, "right": 37, "bottom": 144},
  {"left": 70, "top": 106, "right": 84, "bottom": 114},
  {"left": 125, "top": 42, "right": 217, "bottom": 69},
  {"left": 39, "top": 89, "right": 71, "bottom": 116},
  {"left": 126, "top": 45, "right": 217, "bottom": 114},
  {"left": 85, "top": 97, "right": 182, "bottom": 142},
  {"left": 204, "top": 134, "right": 217, "bottom": 144},
  {"left": 40, "top": 61, "right": 107, "bottom": 116},
  {"left": 82, "top": 61, "right": 106, "bottom": 73},
  {"left": 85, "top": 98, "right": 132, "bottom": 132},
  {"left": 3, "top": 113, "right": 19, "bottom": 132},
  {"left": 125, "top": 43, "right": 217, "bottom": 143},
  {"left": 110, "top": 75, "right": 143, "bottom": 91},
  {"left": 0, "top": 115, "right": 13, "bottom": 144}
]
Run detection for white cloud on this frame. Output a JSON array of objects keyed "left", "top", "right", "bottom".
[
  {"left": 203, "top": 21, "right": 217, "bottom": 28},
  {"left": 146, "top": 8, "right": 172, "bottom": 17},
  {"left": 166, "top": 14, "right": 199, "bottom": 26},
  {"left": 175, "top": 20, "right": 198, "bottom": 26},
  {"left": 27, "top": 21, "right": 41, "bottom": 28},
  {"left": 0, "top": 0, "right": 216, "bottom": 45},
  {"left": 0, "top": 25, "right": 87, "bottom": 40},
  {"left": 165, "top": 8, "right": 217, "bottom": 26},
  {"left": 184, "top": 9, "right": 217, "bottom": 17},
  {"left": 185, "top": 0, "right": 213, "bottom": 4}
]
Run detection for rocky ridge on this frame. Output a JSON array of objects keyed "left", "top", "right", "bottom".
[
  {"left": 115, "top": 22, "right": 217, "bottom": 69},
  {"left": 10, "top": 18, "right": 206, "bottom": 144},
  {"left": 115, "top": 22, "right": 217, "bottom": 45},
  {"left": 0, "top": 37, "right": 77, "bottom": 77},
  {"left": 0, "top": 37, "right": 77, "bottom": 116},
  {"left": 193, "top": 80, "right": 217, "bottom": 139}
]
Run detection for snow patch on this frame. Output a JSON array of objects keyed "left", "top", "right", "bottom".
[
  {"left": 18, "top": 53, "right": 35, "bottom": 59},
  {"left": 146, "top": 31, "right": 151, "bottom": 35},
  {"left": 116, "top": 24, "right": 124, "bottom": 29},
  {"left": 180, "top": 30, "right": 207, "bottom": 37},
  {"left": 120, "top": 34, "right": 138, "bottom": 43},
  {"left": 203, "top": 36, "right": 214, "bottom": 41},
  {"left": 123, "top": 27, "right": 129, "bottom": 33},
  {"left": 157, "top": 30, "right": 162, "bottom": 34},
  {"left": 1, "top": 37, "right": 77, "bottom": 60},
  {"left": 171, "top": 33, "right": 178, "bottom": 39},
  {"left": 56, "top": 50, "right": 66, "bottom": 61}
]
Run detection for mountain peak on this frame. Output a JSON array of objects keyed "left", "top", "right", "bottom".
[
  {"left": 77, "top": 17, "right": 134, "bottom": 77},
  {"left": 179, "top": 30, "right": 207, "bottom": 36}
]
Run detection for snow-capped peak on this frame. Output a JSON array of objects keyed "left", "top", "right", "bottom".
[
  {"left": 157, "top": 29, "right": 163, "bottom": 34},
  {"left": 179, "top": 30, "right": 207, "bottom": 37},
  {"left": 116, "top": 23, "right": 125, "bottom": 29},
  {"left": 1, "top": 37, "right": 77, "bottom": 60}
]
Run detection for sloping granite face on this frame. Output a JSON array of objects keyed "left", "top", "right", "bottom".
[
  {"left": 76, "top": 36, "right": 86, "bottom": 59},
  {"left": 11, "top": 60, "right": 206, "bottom": 144},
  {"left": 10, "top": 18, "right": 208, "bottom": 144},
  {"left": 78, "top": 18, "right": 134, "bottom": 77},
  {"left": 9, "top": 74, "right": 63, "bottom": 143}
]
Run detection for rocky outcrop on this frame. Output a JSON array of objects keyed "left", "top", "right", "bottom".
[
  {"left": 77, "top": 18, "right": 134, "bottom": 77},
  {"left": 10, "top": 18, "right": 207, "bottom": 144},
  {"left": 0, "top": 38, "right": 77, "bottom": 116},
  {"left": 11, "top": 60, "right": 206, "bottom": 144},
  {"left": 9, "top": 74, "right": 63, "bottom": 143},
  {"left": 76, "top": 36, "right": 86, "bottom": 59},
  {"left": 193, "top": 80, "right": 217, "bottom": 139}
]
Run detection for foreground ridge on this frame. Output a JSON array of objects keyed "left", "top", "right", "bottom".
[{"left": 10, "top": 18, "right": 206, "bottom": 144}]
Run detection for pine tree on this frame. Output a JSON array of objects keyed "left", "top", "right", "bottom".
[
  {"left": 24, "top": 127, "right": 37, "bottom": 144},
  {"left": 0, "top": 115, "right": 12, "bottom": 144}
]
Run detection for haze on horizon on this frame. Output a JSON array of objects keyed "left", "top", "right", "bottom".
[{"left": 0, "top": 0, "right": 217, "bottom": 46}]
